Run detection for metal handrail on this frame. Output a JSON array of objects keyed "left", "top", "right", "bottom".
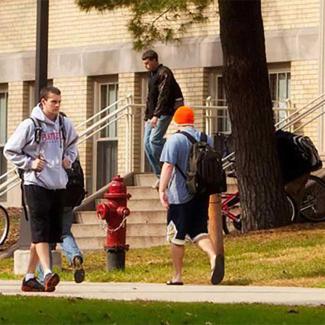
[
  {"left": 0, "top": 166, "right": 16, "bottom": 182},
  {"left": 221, "top": 93, "right": 325, "bottom": 170},
  {"left": 275, "top": 93, "right": 325, "bottom": 131},
  {"left": 75, "top": 94, "right": 132, "bottom": 130}
]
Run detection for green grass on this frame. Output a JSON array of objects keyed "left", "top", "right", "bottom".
[
  {"left": 1, "top": 296, "right": 325, "bottom": 324},
  {"left": 2, "top": 222, "right": 325, "bottom": 287}
]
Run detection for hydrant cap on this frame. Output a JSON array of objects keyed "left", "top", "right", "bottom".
[{"left": 103, "top": 175, "right": 130, "bottom": 200}]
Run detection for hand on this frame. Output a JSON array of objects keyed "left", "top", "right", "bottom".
[
  {"left": 31, "top": 157, "right": 46, "bottom": 172},
  {"left": 159, "top": 190, "right": 169, "bottom": 209},
  {"left": 62, "top": 157, "right": 71, "bottom": 169},
  {"left": 150, "top": 116, "right": 158, "bottom": 128}
]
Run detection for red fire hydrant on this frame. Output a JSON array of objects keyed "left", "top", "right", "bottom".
[{"left": 96, "top": 175, "right": 131, "bottom": 270}]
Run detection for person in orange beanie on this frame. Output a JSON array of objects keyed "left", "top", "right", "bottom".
[{"left": 158, "top": 105, "right": 220, "bottom": 285}]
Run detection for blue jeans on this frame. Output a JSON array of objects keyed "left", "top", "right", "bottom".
[
  {"left": 37, "top": 207, "right": 82, "bottom": 282},
  {"left": 144, "top": 115, "right": 173, "bottom": 178}
]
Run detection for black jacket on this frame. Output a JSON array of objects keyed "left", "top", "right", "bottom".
[{"left": 144, "top": 64, "right": 183, "bottom": 120}]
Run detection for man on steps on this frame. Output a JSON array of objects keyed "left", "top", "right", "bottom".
[{"left": 142, "top": 49, "right": 184, "bottom": 189}]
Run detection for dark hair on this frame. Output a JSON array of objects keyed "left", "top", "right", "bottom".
[
  {"left": 40, "top": 86, "right": 61, "bottom": 100},
  {"left": 142, "top": 49, "right": 158, "bottom": 61}
]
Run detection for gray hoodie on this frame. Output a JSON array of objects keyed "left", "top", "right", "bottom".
[{"left": 4, "top": 104, "right": 78, "bottom": 190}]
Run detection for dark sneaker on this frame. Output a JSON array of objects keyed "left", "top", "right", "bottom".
[
  {"left": 44, "top": 272, "right": 60, "bottom": 292},
  {"left": 21, "top": 277, "right": 45, "bottom": 292},
  {"left": 211, "top": 255, "right": 225, "bottom": 285},
  {"left": 73, "top": 255, "right": 85, "bottom": 283}
]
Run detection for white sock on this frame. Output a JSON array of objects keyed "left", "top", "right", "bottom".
[
  {"left": 25, "top": 273, "right": 35, "bottom": 281},
  {"left": 44, "top": 269, "right": 52, "bottom": 277}
]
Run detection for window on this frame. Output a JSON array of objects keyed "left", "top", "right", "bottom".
[
  {"left": 208, "top": 68, "right": 291, "bottom": 133},
  {"left": 99, "top": 83, "right": 119, "bottom": 139},
  {"left": 95, "top": 81, "right": 119, "bottom": 190},
  {"left": 269, "top": 72, "right": 291, "bottom": 106},
  {"left": 208, "top": 72, "right": 231, "bottom": 134},
  {"left": 269, "top": 71, "right": 291, "bottom": 124}
]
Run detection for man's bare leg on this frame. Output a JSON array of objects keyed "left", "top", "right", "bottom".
[
  {"left": 196, "top": 236, "right": 216, "bottom": 269},
  {"left": 170, "top": 243, "right": 184, "bottom": 283},
  {"left": 26, "top": 243, "right": 39, "bottom": 274}
]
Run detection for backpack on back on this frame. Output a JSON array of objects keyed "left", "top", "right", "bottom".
[{"left": 176, "top": 131, "right": 227, "bottom": 196}]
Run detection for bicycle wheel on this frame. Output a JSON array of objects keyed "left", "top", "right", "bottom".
[
  {"left": 286, "top": 193, "right": 297, "bottom": 222},
  {"left": 300, "top": 175, "right": 325, "bottom": 222},
  {"left": 0, "top": 205, "right": 9, "bottom": 245}
]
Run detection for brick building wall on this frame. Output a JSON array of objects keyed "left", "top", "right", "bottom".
[
  {"left": 290, "top": 60, "right": 319, "bottom": 142},
  {"left": 1, "top": 0, "right": 320, "bottom": 53}
]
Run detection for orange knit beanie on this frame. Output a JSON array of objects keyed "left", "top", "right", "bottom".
[{"left": 173, "top": 106, "right": 194, "bottom": 125}]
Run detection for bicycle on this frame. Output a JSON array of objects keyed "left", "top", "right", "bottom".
[
  {"left": 0, "top": 204, "right": 9, "bottom": 245},
  {"left": 221, "top": 174, "right": 325, "bottom": 235}
]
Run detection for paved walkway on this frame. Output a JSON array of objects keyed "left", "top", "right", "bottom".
[{"left": 1, "top": 280, "right": 325, "bottom": 306}]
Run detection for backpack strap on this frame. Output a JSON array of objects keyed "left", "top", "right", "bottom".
[
  {"left": 29, "top": 117, "right": 42, "bottom": 144},
  {"left": 175, "top": 131, "right": 198, "bottom": 180},
  {"left": 200, "top": 132, "right": 208, "bottom": 143},
  {"left": 179, "top": 131, "right": 197, "bottom": 144},
  {"left": 59, "top": 113, "right": 66, "bottom": 145}
]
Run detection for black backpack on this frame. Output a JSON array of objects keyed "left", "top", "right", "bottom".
[
  {"left": 176, "top": 131, "right": 227, "bottom": 196},
  {"left": 276, "top": 130, "right": 322, "bottom": 183},
  {"left": 22, "top": 114, "right": 85, "bottom": 208},
  {"left": 64, "top": 158, "right": 86, "bottom": 207}
]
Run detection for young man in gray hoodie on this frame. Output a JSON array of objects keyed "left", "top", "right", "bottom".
[{"left": 4, "top": 86, "right": 78, "bottom": 292}]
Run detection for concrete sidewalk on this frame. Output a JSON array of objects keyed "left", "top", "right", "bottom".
[{"left": 1, "top": 280, "right": 325, "bottom": 306}]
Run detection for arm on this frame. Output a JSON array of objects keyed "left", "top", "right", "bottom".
[
  {"left": 62, "top": 117, "right": 79, "bottom": 169},
  {"left": 159, "top": 162, "right": 174, "bottom": 209},
  {"left": 4, "top": 120, "right": 35, "bottom": 170},
  {"left": 153, "top": 68, "right": 174, "bottom": 118}
]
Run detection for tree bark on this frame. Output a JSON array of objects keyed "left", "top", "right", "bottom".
[{"left": 218, "top": 0, "right": 291, "bottom": 230}]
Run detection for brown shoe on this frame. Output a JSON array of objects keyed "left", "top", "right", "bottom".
[
  {"left": 44, "top": 272, "right": 60, "bottom": 292},
  {"left": 21, "top": 277, "right": 45, "bottom": 292},
  {"left": 72, "top": 255, "right": 85, "bottom": 283},
  {"left": 152, "top": 179, "right": 160, "bottom": 190}
]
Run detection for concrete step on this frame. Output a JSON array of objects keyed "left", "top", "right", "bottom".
[
  {"left": 134, "top": 173, "right": 157, "bottom": 187},
  {"left": 72, "top": 222, "right": 165, "bottom": 238},
  {"left": 75, "top": 235, "right": 167, "bottom": 250},
  {"left": 128, "top": 236, "right": 167, "bottom": 248},
  {"left": 75, "top": 236, "right": 105, "bottom": 250},
  {"left": 95, "top": 197, "right": 162, "bottom": 211},
  {"left": 75, "top": 210, "right": 166, "bottom": 225},
  {"left": 126, "top": 223, "right": 165, "bottom": 237},
  {"left": 129, "top": 211, "right": 166, "bottom": 224},
  {"left": 74, "top": 211, "right": 98, "bottom": 224},
  {"left": 128, "top": 198, "right": 162, "bottom": 211},
  {"left": 127, "top": 186, "right": 159, "bottom": 200}
]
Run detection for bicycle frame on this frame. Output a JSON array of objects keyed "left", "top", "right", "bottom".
[{"left": 221, "top": 191, "right": 240, "bottom": 222}]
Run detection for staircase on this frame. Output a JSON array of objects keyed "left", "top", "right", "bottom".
[{"left": 72, "top": 173, "right": 167, "bottom": 250}]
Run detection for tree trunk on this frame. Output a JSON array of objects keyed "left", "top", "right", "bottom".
[{"left": 218, "top": 0, "right": 290, "bottom": 230}]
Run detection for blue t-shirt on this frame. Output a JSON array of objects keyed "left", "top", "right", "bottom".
[{"left": 160, "top": 127, "right": 213, "bottom": 204}]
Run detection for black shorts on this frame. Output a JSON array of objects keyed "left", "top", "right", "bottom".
[
  {"left": 24, "top": 185, "right": 65, "bottom": 244},
  {"left": 167, "top": 195, "right": 209, "bottom": 245}
]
